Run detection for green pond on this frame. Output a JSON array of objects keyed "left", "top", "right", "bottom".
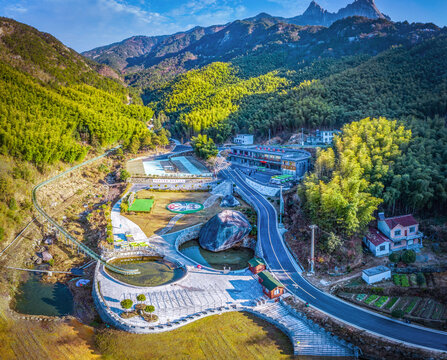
[
  {"left": 14, "top": 272, "right": 74, "bottom": 316},
  {"left": 179, "top": 240, "right": 254, "bottom": 270},
  {"left": 106, "top": 256, "right": 185, "bottom": 287}
]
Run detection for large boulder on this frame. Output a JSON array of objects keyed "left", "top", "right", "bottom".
[
  {"left": 199, "top": 210, "right": 252, "bottom": 252},
  {"left": 220, "top": 195, "right": 240, "bottom": 208}
]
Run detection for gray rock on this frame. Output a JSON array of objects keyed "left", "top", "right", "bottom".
[
  {"left": 41, "top": 251, "right": 53, "bottom": 262},
  {"left": 199, "top": 210, "right": 252, "bottom": 252},
  {"left": 220, "top": 195, "right": 240, "bottom": 208}
]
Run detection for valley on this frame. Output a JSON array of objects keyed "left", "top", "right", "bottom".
[{"left": 0, "top": 0, "right": 447, "bottom": 359}]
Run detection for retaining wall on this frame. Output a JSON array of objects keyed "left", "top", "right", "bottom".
[{"left": 245, "top": 177, "right": 280, "bottom": 197}]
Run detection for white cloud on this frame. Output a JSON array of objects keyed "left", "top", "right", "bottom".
[
  {"left": 3, "top": 4, "right": 28, "bottom": 15},
  {"left": 98, "top": 0, "right": 165, "bottom": 24}
]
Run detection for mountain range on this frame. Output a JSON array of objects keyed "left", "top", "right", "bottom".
[
  {"left": 287, "top": 0, "right": 389, "bottom": 26},
  {"left": 82, "top": 0, "right": 391, "bottom": 75}
]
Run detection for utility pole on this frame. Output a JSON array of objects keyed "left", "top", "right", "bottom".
[
  {"left": 309, "top": 225, "right": 317, "bottom": 274},
  {"left": 279, "top": 185, "right": 284, "bottom": 228},
  {"left": 268, "top": 129, "right": 271, "bottom": 144}
]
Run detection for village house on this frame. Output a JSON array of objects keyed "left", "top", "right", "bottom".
[
  {"left": 364, "top": 213, "right": 423, "bottom": 257},
  {"left": 248, "top": 257, "right": 266, "bottom": 274},
  {"left": 257, "top": 271, "right": 284, "bottom": 299}
]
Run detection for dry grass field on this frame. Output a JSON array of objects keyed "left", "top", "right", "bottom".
[
  {"left": 124, "top": 190, "right": 250, "bottom": 236},
  {"left": 95, "top": 311, "right": 294, "bottom": 360}
]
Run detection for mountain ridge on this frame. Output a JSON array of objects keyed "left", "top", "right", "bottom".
[{"left": 287, "top": 0, "right": 389, "bottom": 26}]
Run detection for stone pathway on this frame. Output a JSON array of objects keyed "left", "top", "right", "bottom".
[
  {"left": 111, "top": 196, "right": 149, "bottom": 245},
  {"left": 254, "top": 301, "right": 356, "bottom": 357}
]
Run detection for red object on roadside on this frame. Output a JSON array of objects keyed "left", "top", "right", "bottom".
[{"left": 197, "top": 264, "right": 202, "bottom": 269}]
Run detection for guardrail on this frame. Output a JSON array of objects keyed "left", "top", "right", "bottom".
[{"left": 32, "top": 146, "right": 139, "bottom": 275}]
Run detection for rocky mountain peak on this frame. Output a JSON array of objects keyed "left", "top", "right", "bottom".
[{"left": 288, "top": 0, "right": 389, "bottom": 26}]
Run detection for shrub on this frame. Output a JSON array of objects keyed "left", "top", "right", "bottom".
[
  {"left": 137, "top": 294, "right": 146, "bottom": 302},
  {"left": 145, "top": 305, "right": 155, "bottom": 314},
  {"left": 0, "top": 227, "right": 4, "bottom": 242},
  {"left": 391, "top": 309, "right": 405, "bottom": 318},
  {"left": 47, "top": 259, "right": 55, "bottom": 267},
  {"left": 120, "top": 169, "right": 130, "bottom": 182},
  {"left": 393, "top": 274, "right": 401, "bottom": 286},
  {"left": 371, "top": 287, "right": 384, "bottom": 295},
  {"left": 389, "top": 252, "right": 400, "bottom": 263},
  {"left": 401, "top": 250, "right": 416, "bottom": 264},
  {"left": 416, "top": 272, "right": 426, "bottom": 287},
  {"left": 120, "top": 299, "right": 133, "bottom": 310}
]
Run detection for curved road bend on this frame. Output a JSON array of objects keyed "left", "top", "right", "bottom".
[{"left": 223, "top": 168, "right": 447, "bottom": 353}]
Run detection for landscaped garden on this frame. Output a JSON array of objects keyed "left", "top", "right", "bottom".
[{"left": 123, "top": 190, "right": 251, "bottom": 236}]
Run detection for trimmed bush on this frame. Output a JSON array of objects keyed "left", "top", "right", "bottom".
[
  {"left": 120, "top": 299, "right": 133, "bottom": 310},
  {"left": 401, "top": 250, "right": 416, "bottom": 264},
  {"left": 391, "top": 309, "right": 405, "bottom": 318},
  {"left": 393, "top": 275, "right": 401, "bottom": 286},
  {"left": 389, "top": 252, "right": 400, "bottom": 263},
  {"left": 137, "top": 294, "right": 146, "bottom": 302}
]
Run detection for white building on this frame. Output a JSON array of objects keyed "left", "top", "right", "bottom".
[
  {"left": 362, "top": 265, "right": 391, "bottom": 285},
  {"left": 233, "top": 134, "right": 254, "bottom": 145},
  {"left": 321, "top": 130, "right": 341, "bottom": 144}
]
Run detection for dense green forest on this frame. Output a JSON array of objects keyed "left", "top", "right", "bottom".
[
  {"left": 0, "top": 18, "right": 168, "bottom": 244},
  {"left": 151, "top": 62, "right": 287, "bottom": 143},
  {"left": 0, "top": 17, "right": 167, "bottom": 165},
  {"left": 301, "top": 118, "right": 411, "bottom": 235},
  {"left": 148, "top": 34, "right": 447, "bottom": 218}
]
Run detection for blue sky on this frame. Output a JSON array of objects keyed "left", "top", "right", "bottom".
[{"left": 0, "top": 0, "right": 446, "bottom": 52}]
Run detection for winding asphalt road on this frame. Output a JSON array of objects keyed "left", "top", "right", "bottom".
[{"left": 223, "top": 168, "right": 447, "bottom": 353}]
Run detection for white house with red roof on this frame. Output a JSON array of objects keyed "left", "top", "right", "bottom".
[{"left": 364, "top": 213, "right": 423, "bottom": 256}]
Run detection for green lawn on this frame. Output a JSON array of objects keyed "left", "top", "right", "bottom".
[
  {"left": 129, "top": 198, "right": 154, "bottom": 212},
  {"left": 95, "top": 312, "right": 294, "bottom": 359}
]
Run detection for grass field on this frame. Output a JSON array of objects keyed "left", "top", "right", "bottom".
[
  {"left": 95, "top": 311, "right": 294, "bottom": 360},
  {"left": 129, "top": 198, "right": 154, "bottom": 212},
  {"left": 127, "top": 159, "right": 145, "bottom": 176},
  {"left": 124, "top": 190, "right": 250, "bottom": 236}
]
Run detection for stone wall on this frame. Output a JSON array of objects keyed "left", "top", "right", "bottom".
[{"left": 245, "top": 177, "right": 280, "bottom": 197}]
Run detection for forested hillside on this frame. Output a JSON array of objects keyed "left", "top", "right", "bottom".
[
  {"left": 0, "top": 17, "right": 168, "bottom": 244},
  {"left": 0, "top": 17, "right": 166, "bottom": 165},
  {"left": 152, "top": 62, "right": 287, "bottom": 142}
]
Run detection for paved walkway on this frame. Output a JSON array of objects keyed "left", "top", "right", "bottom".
[{"left": 103, "top": 190, "right": 354, "bottom": 357}]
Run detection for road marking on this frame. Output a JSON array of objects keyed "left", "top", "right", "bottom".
[{"left": 228, "top": 169, "right": 315, "bottom": 300}]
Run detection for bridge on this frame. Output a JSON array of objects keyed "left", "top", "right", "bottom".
[{"left": 32, "top": 146, "right": 140, "bottom": 276}]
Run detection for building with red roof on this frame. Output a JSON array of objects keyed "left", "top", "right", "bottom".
[{"left": 364, "top": 213, "right": 423, "bottom": 256}]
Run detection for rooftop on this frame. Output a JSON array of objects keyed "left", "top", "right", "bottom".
[
  {"left": 365, "top": 227, "right": 391, "bottom": 246},
  {"left": 230, "top": 145, "right": 311, "bottom": 161},
  {"left": 362, "top": 265, "right": 391, "bottom": 277},
  {"left": 258, "top": 271, "right": 284, "bottom": 291},
  {"left": 382, "top": 214, "right": 418, "bottom": 229},
  {"left": 248, "top": 257, "right": 265, "bottom": 268}
]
